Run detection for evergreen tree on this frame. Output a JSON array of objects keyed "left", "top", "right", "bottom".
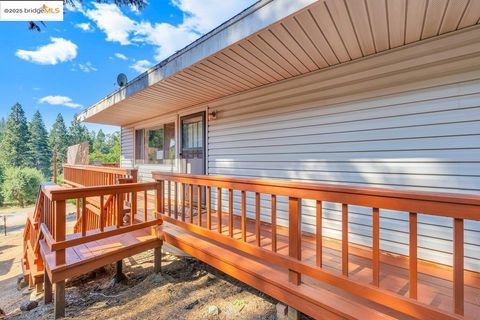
[
  {"left": 49, "top": 113, "right": 68, "bottom": 173},
  {"left": 0, "top": 117, "right": 6, "bottom": 137},
  {"left": 0, "top": 103, "right": 33, "bottom": 167},
  {"left": 29, "top": 111, "right": 52, "bottom": 178},
  {"left": 68, "top": 114, "right": 90, "bottom": 146},
  {"left": 94, "top": 129, "right": 108, "bottom": 154}
]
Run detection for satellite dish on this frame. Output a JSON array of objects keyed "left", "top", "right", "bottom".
[{"left": 117, "top": 73, "right": 128, "bottom": 87}]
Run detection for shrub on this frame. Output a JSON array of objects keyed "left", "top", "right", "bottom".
[{"left": 2, "top": 167, "right": 44, "bottom": 207}]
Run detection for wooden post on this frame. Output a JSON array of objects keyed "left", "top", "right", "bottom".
[
  {"left": 454, "top": 218, "right": 464, "bottom": 315},
  {"left": 55, "top": 200, "right": 66, "bottom": 266},
  {"left": 154, "top": 246, "right": 162, "bottom": 274},
  {"left": 409, "top": 212, "right": 418, "bottom": 299},
  {"left": 288, "top": 197, "right": 301, "bottom": 320},
  {"left": 372, "top": 208, "right": 380, "bottom": 287},
  {"left": 44, "top": 271, "right": 53, "bottom": 304},
  {"left": 288, "top": 197, "right": 301, "bottom": 285},
  {"left": 52, "top": 152, "right": 57, "bottom": 184},
  {"left": 54, "top": 280, "right": 65, "bottom": 319},
  {"left": 342, "top": 204, "right": 349, "bottom": 277}
]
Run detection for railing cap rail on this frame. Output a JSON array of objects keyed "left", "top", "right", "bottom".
[
  {"left": 44, "top": 182, "right": 157, "bottom": 201},
  {"left": 63, "top": 164, "right": 137, "bottom": 175},
  {"left": 152, "top": 172, "right": 480, "bottom": 218}
]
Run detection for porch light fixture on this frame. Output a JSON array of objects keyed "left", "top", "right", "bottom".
[{"left": 208, "top": 110, "right": 218, "bottom": 121}]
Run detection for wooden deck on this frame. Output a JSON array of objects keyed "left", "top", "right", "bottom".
[
  {"left": 40, "top": 226, "right": 161, "bottom": 283},
  {"left": 160, "top": 211, "right": 480, "bottom": 320},
  {"left": 23, "top": 165, "right": 480, "bottom": 319}
]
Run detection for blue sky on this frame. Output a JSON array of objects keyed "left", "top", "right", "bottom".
[{"left": 0, "top": 0, "right": 256, "bottom": 133}]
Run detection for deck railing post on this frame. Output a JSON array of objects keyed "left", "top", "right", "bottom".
[
  {"left": 288, "top": 197, "right": 301, "bottom": 285},
  {"left": 54, "top": 199, "right": 66, "bottom": 319}
]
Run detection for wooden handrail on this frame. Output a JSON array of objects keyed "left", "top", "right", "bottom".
[
  {"left": 152, "top": 172, "right": 480, "bottom": 220},
  {"left": 63, "top": 164, "right": 136, "bottom": 175},
  {"left": 43, "top": 182, "right": 157, "bottom": 201},
  {"left": 62, "top": 164, "right": 138, "bottom": 187},
  {"left": 153, "top": 172, "right": 477, "bottom": 319}
]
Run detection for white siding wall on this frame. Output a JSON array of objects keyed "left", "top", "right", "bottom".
[
  {"left": 120, "top": 127, "right": 134, "bottom": 168},
  {"left": 208, "top": 74, "right": 480, "bottom": 271},
  {"left": 120, "top": 33, "right": 480, "bottom": 271}
]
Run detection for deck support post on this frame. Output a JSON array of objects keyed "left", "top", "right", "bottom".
[
  {"left": 113, "top": 260, "right": 127, "bottom": 284},
  {"left": 154, "top": 246, "right": 162, "bottom": 273},
  {"left": 287, "top": 306, "right": 300, "bottom": 320},
  {"left": 35, "top": 281, "right": 43, "bottom": 294},
  {"left": 54, "top": 280, "right": 65, "bottom": 319},
  {"left": 44, "top": 271, "right": 53, "bottom": 304}
]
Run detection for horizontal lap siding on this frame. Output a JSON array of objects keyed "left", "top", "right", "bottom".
[
  {"left": 208, "top": 78, "right": 480, "bottom": 271},
  {"left": 120, "top": 127, "right": 134, "bottom": 168}
]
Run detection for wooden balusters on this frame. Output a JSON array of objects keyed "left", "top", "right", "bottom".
[
  {"left": 167, "top": 181, "right": 172, "bottom": 217},
  {"left": 197, "top": 185, "right": 202, "bottom": 226},
  {"left": 228, "top": 189, "right": 233, "bottom": 237},
  {"left": 316, "top": 200, "right": 322, "bottom": 267},
  {"left": 181, "top": 183, "right": 186, "bottom": 222},
  {"left": 372, "top": 208, "right": 380, "bottom": 287},
  {"left": 241, "top": 191, "right": 246, "bottom": 242},
  {"left": 255, "top": 193, "right": 261, "bottom": 246},
  {"left": 117, "top": 193, "right": 124, "bottom": 227},
  {"left": 100, "top": 195, "right": 105, "bottom": 232},
  {"left": 55, "top": 200, "right": 66, "bottom": 266},
  {"left": 288, "top": 197, "right": 301, "bottom": 285},
  {"left": 409, "top": 212, "right": 417, "bottom": 299},
  {"left": 454, "top": 218, "right": 464, "bottom": 315},
  {"left": 145, "top": 190, "right": 149, "bottom": 222},
  {"left": 217, "top": 187, "right": 222, "bottom": 233},
  {"left": 189, "top": 184, "right": 193, "bottom": 224},
  {"left": 174, "top": 182, "right": 178, "bottom": 219},
  {"left": 207, "top": 186, "right": 212, "bottom": 229},
  {"left": 271, "top": 195, "right": 277, "bottom": 252},
  {"left": 81, "top": 197, "right": 87, "bottom": 237},
  {"left": 342, "top": 204, "right": 349, "bottom": 276}
]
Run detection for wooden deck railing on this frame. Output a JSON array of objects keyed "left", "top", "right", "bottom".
[
  {"left": 37, "top": 181, "right": 162, "bottom": 267},
  {"left": 62, "top": 164, "right": 138, "bottom": 187},
  {"left": 152, "top": 172, "right": 480, "bottom": 320}
]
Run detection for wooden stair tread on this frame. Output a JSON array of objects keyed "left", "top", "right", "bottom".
[
  {"left": 160, "top": 222, "right": 405, "bottom": 320},
  {"left": 40, "top": 227, "right": 161, "bottom": 282}
]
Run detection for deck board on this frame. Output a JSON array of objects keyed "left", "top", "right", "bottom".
[{"left": 40, "top": 226, "right": 162, "bottom": 283}]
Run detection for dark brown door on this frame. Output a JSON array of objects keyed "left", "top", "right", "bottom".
[{"left": 180, "top": 111, "right": 205, "bottom": 174}]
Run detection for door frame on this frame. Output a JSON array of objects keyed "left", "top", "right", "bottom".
[{"left": 179, "top": 111, "right": 206, "bottom": 175}]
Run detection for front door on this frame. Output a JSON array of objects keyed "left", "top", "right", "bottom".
[{"left": 180, "top": 111, "right": 205, "bottom": 175}]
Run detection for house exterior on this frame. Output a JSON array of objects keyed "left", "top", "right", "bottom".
[{"left": 78, "top": 0, "right": 480, "bottom": 273}]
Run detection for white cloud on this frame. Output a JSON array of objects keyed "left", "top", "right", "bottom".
[
  {"left": 173, "top": 0, "right": 255, "bottom": 34},
  {"left": 86, "top": 3, "right": 136, "bottom": 45},
  {"left": 129, "top": 60, "right": 152, "bottom": 73},
  {"left": 114, "top": 53, "right": 128, "bottom": 60},
  {"left": 39, "top": 95, "right": 82, "bottom": 108},
  {"left": 16, "top": 37, "right": 78, "bottom": 65},
  {"left": 133, "top": 22, "right": 197, "bottom": 61},
  {"left": 75, "top": 22, "right": 93, "bottom": 32},
  {"left": 78, "top": 62, "right": 97, "bottom": 73},
  {"left": 84, "top": 1, "right": 256, "bottom": 61}
]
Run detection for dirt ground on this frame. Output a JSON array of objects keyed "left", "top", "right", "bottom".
[{"left": 0, "top": 207, "right": 311, "bottom": 320}]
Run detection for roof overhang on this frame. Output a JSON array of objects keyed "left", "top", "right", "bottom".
[{"left": 78, "top": 0, "right": 480, "bottom": 126}]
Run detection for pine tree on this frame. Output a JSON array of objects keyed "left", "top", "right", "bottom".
[
  {"left": 0, "top": 103, "right": 33, "bottom": 167},
  {"left": 68, "top": 114, "right": 90, "bottom": 146},
  {"left": 94, "top": 129, "right": 108, "bottom": 154},
  {"left": 49, "top": 113, "right": 68, "bottom": 174},
  {"left": 29, "top": 111, "right": 52, "bottom": 178}
]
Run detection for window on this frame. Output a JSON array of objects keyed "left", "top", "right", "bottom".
[{"left": 135, "top": 122, "right": 176, "bottom": 164}]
